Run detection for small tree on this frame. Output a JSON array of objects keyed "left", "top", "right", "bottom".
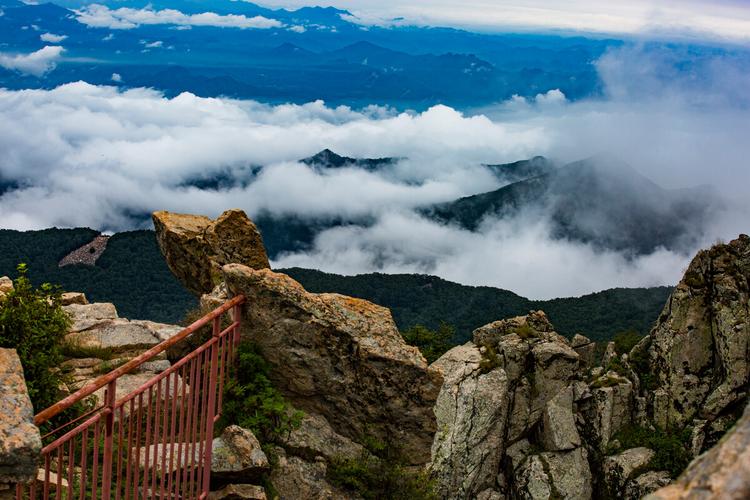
[
  {"left": 0, "top": 264, "right": 71, "bottom": 412},
  {"left": 401, "top": 322, "right": 455, "bottom": 363}
]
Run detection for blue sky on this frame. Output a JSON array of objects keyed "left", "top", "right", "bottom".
[{"left": 256, "top": 0, "right": 750, "bottom": 42}]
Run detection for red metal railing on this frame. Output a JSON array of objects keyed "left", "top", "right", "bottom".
[{"left": 17, "top": 295, "right": 245, "bottom": 500}]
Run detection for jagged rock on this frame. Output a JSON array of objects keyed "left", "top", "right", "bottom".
[
  {"left": 645, "top": 234, "right": 750, "bottom": 434},
  {"left": 476, "top": 489, "right": 503, "bottom": 500},
  {"left": 473, "top": 310, "right": 555, "bottom": 347},
  {"left": 602, "top": 341, "right": 617, "bottom": 367},
  {"left": 208, "top": 484, "right": 267, "bottom": 500},
  {"left": 646, "top": 399, "right": 750, "bottom": 500},
  {"left": 211, "top": 426, "right": 270, "bottom": 482},
  {"left": 514, "top": 448, "right": 592, "bottom": 500},
  {"left": 153, "top": 209, "right": 269, "bottom": 296},
  {"left": 223, "top": 264, "right": 442, "bottom": 465},
  {"left": 580, "top": 376, "right": 633, "bottom": 451},
  {"left": 269, "top": 447, "right": 355, "bottom": 500},
  {"left": 539, "top": 386, "right": 580, "bottom": 451},
  {"left": 279, "top": 411, "right": 365, "bottom": 462},
  {"left": 0, "top": 349, "right": 42, "bottom": 485},
  {"left": 626, "top": 471, "right": 671, "bottom": 499},
  {"left": 530, "top": 340, "right": 579, "bottom": 421},
  {"left": 201, "top": 283, "right": 229, "bottom": 311},
  {"left": 571, "top": 334, "right": 597, "bottom": 368},
  {"left": 603, "top": 447, "right": 655, "bottom": 497},
  {"left": 63, "top": 302, "right": 118, "bottom": 332},
  {"left": 505, "top": 439, "right": 531, "bottom": 473},
  {"left": 430, "top": 343, "right": 510, "bottom": 499},
  {"left": 60, "top": 292, "right": 88, "bottom": 306}
]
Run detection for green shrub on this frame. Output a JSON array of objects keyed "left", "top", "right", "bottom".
[
  {"left": 328, "top": 434, "right": 436, "bottom": 500},
  {"left": 513, "top": 323, "right": 537, "bottom": 339},
  {"left": 401, "top": 322, "right": 455, "bottom": 364},
  {"left": 219, "top": 340, "right": 302, "bottom": 442},
  {"left": 613, "top": 330, "right": 643, "bottom": 355},
  {"left": 0, "top": 264, "right": 71, "bottom": 412},
  {"left": 608, "top": 425, "right": 692, "bottom": 478},
  {"left": 479, "top": 345, "right": 501, "bottom": 374},
  {"left": 628, "top": 337, "right": 658, "bottom": 391}
]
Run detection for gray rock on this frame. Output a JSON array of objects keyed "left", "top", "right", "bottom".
[
  {"left": 65, "top": 318, "right": 182, "bottom": 353},
  {"left": 602, "top": 341, "right": 617, "bottom": 367},
  {"left": 269, "top": 447, "right": 355, "bottom": 500},
  {"left": 515, "top": 448, "right": 592, "bottom": 500},
  {"left": 211, "top": 426, "right": 270, "bottom": 482},
  {"left": 539, "top": 386, "right": 581, "bottom": 451},
  {"left": 60, "top": 292, "right": 88, "bottom": 306},
  {"left": 581, "top": 377, "right": 633, "bottom": 451},
  {"left": 430, "top": 343, "right": 510, "bottom": 499},
  {"left": 208, "top": 484, "right": 267, "bottom": 500},
  {"left": 279, "top": 411, "right": 365, "bottom": 462},
  {"left": 603, "top": 447, "right": 655, "bottom": 497},
  {"left": 0, "top": 349, "right": 42, "bottom": 485},
  {"left": 625, "top": 471, "right": 671, "bottom": 499},
  {"left": 63, "top": 302, "right": 118, "bottom": 332}
]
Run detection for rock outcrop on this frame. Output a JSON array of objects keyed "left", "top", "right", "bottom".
[
  {"left": 647, "top": 399, "right": 750, "bottom": 500},
  {"left": 0, "top": 276, "right": 12, "bottom": 301},
  {"left": 153, "top": 209, "right": 269, "bottom": 296},
  {"left": 642, "top": 234, "right": 750, "bottom": 450},
  {"left": 222, "top": 264, "right": 442, "bottom": 465},
  {"left": 0, "top": 349, "right": 42, "bottom": 491}
]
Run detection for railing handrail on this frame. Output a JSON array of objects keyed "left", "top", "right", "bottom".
[{"left": 34, "top": 294, "right": 246, "bottom": 426}]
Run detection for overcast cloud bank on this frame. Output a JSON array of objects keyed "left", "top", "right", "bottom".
[{"left": 0, "top": 45, "right": 747, "bottom": 297}]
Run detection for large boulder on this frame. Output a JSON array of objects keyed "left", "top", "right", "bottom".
[
  {"left": 0, "top": 276, "right": 13, "bottom": 301},
  {"left": 643, "top": 234, "right": 750, "bottom": 443},
  {"left": 0, "top": 349, "right": 42, "bottom": 487},
  {"left": 211, "top": 426, "right": 270, "bottom": 483},
  {"left": 223, "top": 264, "right": 442, "bottom": 465},
  {"left": 646, "top": 399, "right": 750, "bottom": 500},
  {"left": 602, "top": 447, "right": 655, "bottom": 498},
  {"left": 430, "top": 343, "right": 510, "bottom": 499},
  {"left": 513, "top": 448, "right": 592, "bottom": 500},
  {"left": 153, "top": 209, "right": 269, "bottom": 296},
  {"left": 278, "top": 411, "right": 365, "bottom": 463},
  {"left": 269, "top": 447, "right": 355, "bottom": 500}
]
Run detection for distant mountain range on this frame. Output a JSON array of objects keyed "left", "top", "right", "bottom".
[{"left": 0, "top": 0, "right": 611, "bottom": 108}]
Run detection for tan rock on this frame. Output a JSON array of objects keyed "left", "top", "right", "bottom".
[
  {"left": 0, "top": 276, "right": 12, "bottom": 299},
  {"left": 0, "top": 349, "right": 42, "bottom": 484},
  {"left": 539, "top": 386, "right": 581, "bottom": 451},
  {"left": 279, "top": 411, "right": 365, "bottom": 462},
  {"left": 211, "top": 426, "right": 270, "bottom": 482},
  {"left": 60, "top": 292, "right": 88, "bottom": 306},
  {"left": 63, "top": 302, "right": 118, "bottom": 333},
  {"left": 223, "top": 264, "right": 442, "bottom": 465},
  {"left": 269, "top": 447, "right": 355, "bottom": 500},
  {"left": 646, "top": 400, "right": 750, "bottom": 500},
  {"left": 153, "top": 209, "right": 269, "bottom": 296},
  {"left": 603, "top": 447, "right": 655, "bottom": 497},
  {"left": 65, "top": 318, "right": 182, "bottom": 353},
  {"left": 514, "top": 448, "right": 592, "bottom": 500},
  {"left": 571, "top": 334, "right": 597, "bottom": 368},
  {"left": 208, "top": 484, "right": 267, "bottom": 500}
]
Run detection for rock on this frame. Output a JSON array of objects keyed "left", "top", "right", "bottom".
[
  {"left": 625, "top": 471, "right": 671, "bottom": 499},
  {"left": 430, "top": 343, "right": 510, "bottom": 499},
  {"left": 645, "top": 235, "right": 750, "bottom": 432},
  {"left": 646, "top": 399, "right": 750, "bottom": 500},
  {"left": 472, "top": 310, "right": 555, "bottom": 347},
  {"left": 476, "top": 489, "right": 503, "bottom": 500},
  {"left": 515, "top": 448, "right": 592, "bottom": 500},
  {"left": 603, "top": 447, "right": 655, "bottom": 497},
  {"left": 602, "top": 341, "right": 617, "bottom": 367},
  {"left": 65, "top": 318, "right": 182, "bottom": 353},
  {"left": 223, "top": 264, "right": 442, "bottom": 465},
  {"left": 211, "top": 426, "right": 270, "bottom": 482},
  {"left": 208, "top": 484, "right": 266, "bottom": 500},
  {"left": 153, "top": 209, "right": 269, "bottom": 296},
  {"left": 539, "top": 386, "right": 580, "bottom": 451},
  {"left": 201, "top": 283, "right": 229, "bottom": 311},
  {"left": 530, "top": 340, "right": 579, "bottom": 421},
  {"left": 0, "top": 276, "right": 12, "bottom": 300},
  {"left": 269, "top": 447, "right": 354, "bottom": 500},
  {"left": 0, "top": 349, "right": 42, "bottom": 485},
  {"left": 60, "top": 292, "right": 88, "bottom": 306},
  {"left": 279, "top": 411, "right": 365, "bottom": 462},
  {"left": 581, "top": 377, "right": 633, "bottom": 451},
  {"left": 571, "top": 334, "right": 597, "bottom": 368},
  {"left": 63, "top": 302, "right": 118, "bottom": 332}
]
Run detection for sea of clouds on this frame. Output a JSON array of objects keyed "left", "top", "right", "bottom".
[{"left": 0, "top": 45, "right": 748, "bottom": 298}]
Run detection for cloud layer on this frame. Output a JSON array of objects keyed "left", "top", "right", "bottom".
[
  {"left": 0, "top": 45, "right": 747, "bottom": 298},
  {"left": 75, "top": 4, "right": 283, "bottom": 30},
  {"left": 0, "top": 46, "right": 64, "bottom": 76}
]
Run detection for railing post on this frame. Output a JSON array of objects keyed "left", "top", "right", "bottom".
[
  {"left": 101, "top": 379, "right": 116, "bottom": 498},
  {"left": 202, "top": 317, "right": 222, "bottom": 497}
]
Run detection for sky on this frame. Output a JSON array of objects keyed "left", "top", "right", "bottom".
[
  {"left": 258, "top": 0, "right": 750, "bottom": 43},
  {"left": 0, "top": 45, "right": 748, "bottom": 298}
]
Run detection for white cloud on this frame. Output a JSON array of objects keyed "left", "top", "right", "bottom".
[
  {"left": 111, "top": 72, "right": 122, "bottom": 82},
  {"left": 0, "top": 45, "right": 64, "bottom": 76},
  {"left": 259, "top": 0, "right": 750, "bottom": 43},
  {"left": 143, "top": 40, "right": 163, "bottom": 48},
  {"left": 40, "top": 33, "right": 67, "bottom": 43},
  {"left": 0, "top": 46, "right": 747, "bottom": 297},
  {"left": 288, "top": 25, "right": 306, "bottom": 33},
  {"left": 75, "top": 4, "right": 283, "bottom": 30}
]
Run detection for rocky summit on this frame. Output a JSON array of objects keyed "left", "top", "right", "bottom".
[{"left": 128, "top": 216, "right": 750, "bottom": 498}]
